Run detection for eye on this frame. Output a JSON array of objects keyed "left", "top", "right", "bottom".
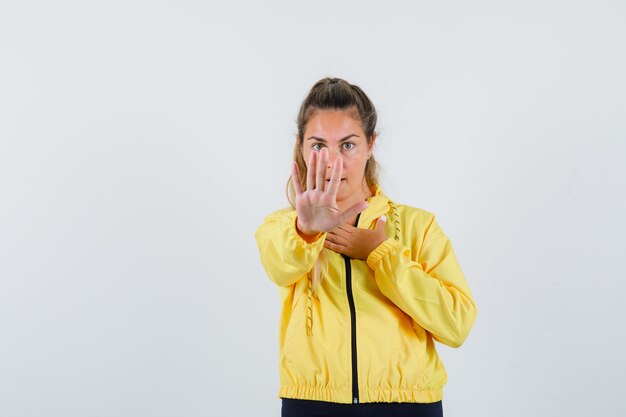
[
  {"left": 342, "top": 142, "right": 355, "bottom": 150},
  {"left": 312, "top": 143, "right": 324, "bottom": 151}
]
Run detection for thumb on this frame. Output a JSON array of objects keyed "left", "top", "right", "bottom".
[
  {"left": 340, "top": 200, "right": 369, "bottom": 224},
  {"left": 375, "top": 215, "right": 386, "bottom": 229}
]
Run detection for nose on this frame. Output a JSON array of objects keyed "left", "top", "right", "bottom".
[{"left": 326, "top": 148, "right": 340, "bottom": 169}]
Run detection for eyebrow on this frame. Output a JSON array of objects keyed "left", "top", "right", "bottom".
[{"left": 306, "top": 134, "right": 360, "bottom": 142}]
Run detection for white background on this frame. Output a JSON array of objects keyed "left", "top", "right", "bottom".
[{"left": 1, "top": 1, "right": 625, "bottom": 416}]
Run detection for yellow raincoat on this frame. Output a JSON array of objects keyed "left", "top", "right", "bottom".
[{"left": 254, "top": 183, "right": 477, "bottom": 404}]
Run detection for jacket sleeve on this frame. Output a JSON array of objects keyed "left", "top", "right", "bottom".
[
  {"left": 254, "top": 209, "right": 327, "bottom": 287},
  {"left": 366, "top": 213, "right": 478, "bottom": 348}
]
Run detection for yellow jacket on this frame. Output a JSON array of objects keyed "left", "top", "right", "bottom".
[{"left": 254, "top": 183, "right": 477, "bottom": 404}]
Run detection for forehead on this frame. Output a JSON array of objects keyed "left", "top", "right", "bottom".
[{"left": 304, "top": 109, "right": 364, "bottom": 140}]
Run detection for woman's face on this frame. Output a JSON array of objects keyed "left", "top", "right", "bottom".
[{"left": 301, "top": 109, "right": 375, "bottom": 206}]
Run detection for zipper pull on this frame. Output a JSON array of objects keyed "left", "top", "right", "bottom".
[{"left": 353, "top": 398, "right": 359, "bottom": 404}]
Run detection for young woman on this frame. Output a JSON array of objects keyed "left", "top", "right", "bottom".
[{"left": 255, "top": 77, "right": 478, "bottom": 417}]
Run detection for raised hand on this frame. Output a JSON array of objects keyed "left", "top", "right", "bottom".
[{"left": 292, "top": 148, "right": 368, "bottom": 236}]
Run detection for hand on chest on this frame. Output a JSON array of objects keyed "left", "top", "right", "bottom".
[{"left": 323, "top": 215, "right": 388, "bottom": 261}]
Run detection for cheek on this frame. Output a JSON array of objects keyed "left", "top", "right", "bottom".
[
  {"left": 301, "top": 149, "right": 311, "bottom": 169},
  {"left": 343, "top": 155, "right": 367, "bottom": 174}
]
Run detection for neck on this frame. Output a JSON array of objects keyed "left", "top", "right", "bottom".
[{"left": 337, "top": 179, "right": 373, "bottom": 214}]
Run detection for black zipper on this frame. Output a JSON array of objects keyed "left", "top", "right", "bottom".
[{"left": 343, "top": 212, "right": 362, "bottom": 404}]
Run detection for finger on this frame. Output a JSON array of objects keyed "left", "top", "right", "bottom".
[
  {"left": 326, "top": 231, "right": 350, "bottom": 245},
  {"left": 315, "top": 148, "right": 326, "bottom": 191},
  {"left": 339, "top": 200, "right": 369, "bottom": 225},
  {"left": 292, "top": 162, "right": 303, "bottom": 195},
  {"left": 323, "top": 239, "right": 345, "bottom": 254},
  {"left": 326, "top": 156, "right": 343, "bottom": 196},
  {"left": 337, "top": 224, "right": 355, "bottom": 233},
  {"left": 306, "top": 150, "right": 316, "bottom": 191},
  {"left": 332, "top": 227, "right": 352, "bottom": 239}
]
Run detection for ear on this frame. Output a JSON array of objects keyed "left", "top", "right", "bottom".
[
  {"left": 367, "top": 132, "right": 378, "bottom": 159},
  {"left": 368, "top": 132, "right": 377, "bottom": 155}
]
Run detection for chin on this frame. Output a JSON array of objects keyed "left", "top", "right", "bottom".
[{"left": 335, "top": 185, "right": 351, "bottom": 201}]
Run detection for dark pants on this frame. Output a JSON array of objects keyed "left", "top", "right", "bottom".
[{"left": 281, "top": 398, "right": 443, "bottom": 417}]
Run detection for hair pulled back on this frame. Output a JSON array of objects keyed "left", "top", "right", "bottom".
[{"left": 286, "top": 77, "right": 380, "bottom": 207}]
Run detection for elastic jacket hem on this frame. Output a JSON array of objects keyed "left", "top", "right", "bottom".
[{"left": 279, "top": 385, "right": 443, "bottom": 404}]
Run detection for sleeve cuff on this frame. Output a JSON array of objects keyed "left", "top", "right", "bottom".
[
  {"left": 366, "top": 238, "right": 401, "bottom": 269},
  {"left": 290, "top": 213, "right": 327, "bottom": 246}
]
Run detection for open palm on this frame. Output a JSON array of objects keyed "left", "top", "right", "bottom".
[{"left": 292, "top": 148, "right": 368, "bottom": 235}]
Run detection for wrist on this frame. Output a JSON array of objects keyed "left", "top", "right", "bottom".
[
  {"left": 368, "top": 236, "right": 388, "bottom": 258},
  {"left": 296, "top": 218, "right": 320, "bottom": 240}
]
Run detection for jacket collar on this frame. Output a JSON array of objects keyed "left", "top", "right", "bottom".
[{"left": 358, "top": 183, "right": 391, "bottom": 228}]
